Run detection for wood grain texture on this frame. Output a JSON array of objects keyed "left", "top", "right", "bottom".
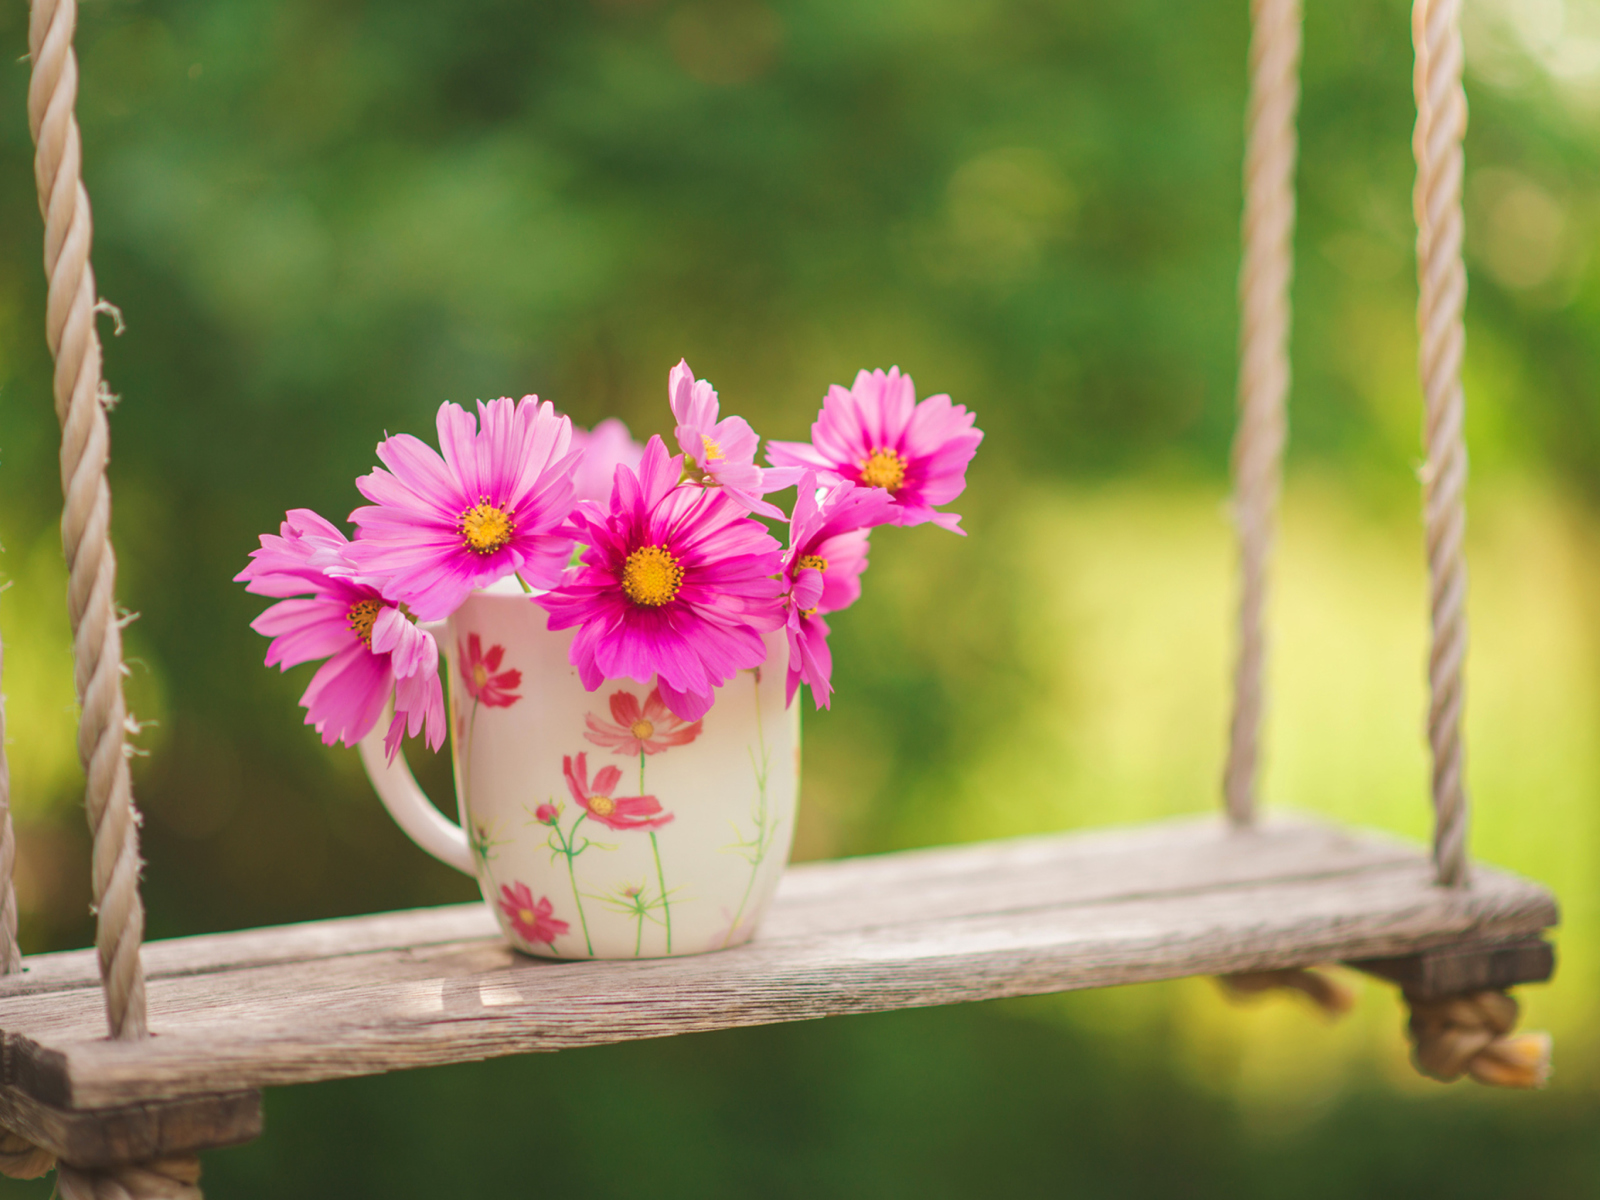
[
  {"left": 1349, "top": 936, "right": 1556, "bottom": 999},
  {"left": 0, "top": 1085, "right": 259, "bottom": 1168},
  {"left": 0, "top": 815, "right": 1557, "bottom": 1110}
]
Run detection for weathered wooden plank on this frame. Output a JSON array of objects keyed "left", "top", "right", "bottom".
[
  {"left": 1, "top": 905, "right": 501, "bottom": 997},
  {"left": 0, "top": 814, "right": 1414, "bottom": 998},
  {"left": 0, "top": 1085, "right": 259, "bottom": 1168},
  {"left": 1349, "top": 936, "right": 1556, "bottom": 999},
  {"left": 0, "top": 838, "right": 1548, "bottom": 1107},
  {"left": 0, "top": 814, "right": 1555, "bottom": 1108}
]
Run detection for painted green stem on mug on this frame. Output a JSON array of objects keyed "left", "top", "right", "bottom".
[
  {"left": 546, "top": 813, "right": 596, "bottom": 957},
  {"left": 650, "top": 830, "right": 672, "bottom": 954},
  {"left": 640, "top": 750, "right": 672, "bottom": 954},
  {"left": 724, "top": 670, "right": 773, "bottom": 947}
]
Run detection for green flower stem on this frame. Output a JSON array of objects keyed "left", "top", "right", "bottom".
[
  {"left": 464, "top": 697, "right": 481, "bottom": 813},
  {"left": 723, "top": 670, "right": 772, "bottom": 947},
  {"left": 638, "top": 750, "right": 672, "bottom": 954},
  {"left": 650, "top": 831, "right": 672, "bottom": 954},
  {"left": 552, "top": 815, "right": 595, "bottom": 957}
]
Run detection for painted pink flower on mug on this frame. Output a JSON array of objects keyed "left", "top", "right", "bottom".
[
  {"left": 459, "top": 633, "right": 522, "bottom": 708},
  {"left": 585, "top": 687, "right": 703, "bottom": 757},
  {"left": 562, "top": 752, "right": 673, "bottom": 832},
  {"left": 497, "top": 883, "right": 569, "bottom": 948}
]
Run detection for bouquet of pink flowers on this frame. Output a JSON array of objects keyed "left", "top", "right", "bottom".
[{"left": 238, "top": 361, "right": 982, "bottom": 760}]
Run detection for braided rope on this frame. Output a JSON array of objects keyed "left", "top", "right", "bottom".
[
  {"left": 57, "top": 1157, "right": 204, "bottom": 1199},
  {"left": 0, "top": 1131, "right": 56, "bottom": 1180},
  {"left": 0, "top": 1148, "right": 206, "bottom": 1198},
  {"left": 1219, "top": 966, "right": 1355, "bottom": 1017},
  {"left": 26, "top": 0, "right": 148, "bottom": 1037},
  {"left": 1224, "top": 0, "right": 1302, "bottom": 825},
  {"left": 1407, "top": 990, "right": 1551, "bottom": 1088},
  {"left": 0, "top": 1132, "right": 206, "bottom": 1196},
  {"left": 1224, "top": 0, "right": 1301, "bottom": 825},
  {"left": 0, "top": 630, "right": 21, "bottom": 973},
  {"left": 1412, "top": 0, "right": 1471, "bottom": 887}
]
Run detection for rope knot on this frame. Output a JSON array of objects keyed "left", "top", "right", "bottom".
[
  {"left": 0, "top": 1124, "right": 204, "bottom": 1197},
  {"left": 1406, "top": 989, "right": 1552, "bottom": 1088}
]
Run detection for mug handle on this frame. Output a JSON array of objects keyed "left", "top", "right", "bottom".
[{"left": 358, "top": 718, "right": 475, "bottom": 876}]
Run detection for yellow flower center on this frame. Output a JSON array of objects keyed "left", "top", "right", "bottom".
[
  {"left": 797, "top": 554, "right": 829, "bottom": 573},
  {"left": 517, "top": 907, "right": 535, "bottom": 926},
  {"left": 859, "top": 448, "right": 907, "bottom": 494},
  {"left": 622, "top": 545, "right": 684, "bottom": 607},
  {"left": 630, "top": 719, "right": 655, "bottom": 740},
  {"left": 460, "top": 499, "right": 515, "bottom": 555},
  {"left": 701, "top": 433, "right": 723, "bottom": 461},
  {"left": 473, "top": 663, "right": 489, "bottom": 689},
  {"left": 588, "top": 794, "right": 616, "bottom": 816},
  {"left": 347, "top": 599, "right": 383, "bottom": 647}
]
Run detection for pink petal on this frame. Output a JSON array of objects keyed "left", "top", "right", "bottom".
[
  {"left": 656, "top": 677, "right": 714, "bottom": 722},
  {"left": 608, "top": 690, "right": 643, "bottom": 726},
  {"left": 252, "top": 597, "right": 356, "bottom": 670},
  {"left": 299, "top": 642, "right": 393, "bottom": 747}
]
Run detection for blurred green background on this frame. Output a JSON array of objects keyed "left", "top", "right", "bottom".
[{"left": 2, "top": 0, "right": 1599, "bottom": 1194}]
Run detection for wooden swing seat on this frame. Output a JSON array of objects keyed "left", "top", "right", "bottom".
[{"left": 0, "top": 812, "right": 1556, "bottom": 1165}]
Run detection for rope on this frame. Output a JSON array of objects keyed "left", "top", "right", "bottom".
[
  {"left": 13, "top": 4, "right": 198, "bottom": 1187},
  {"left": 1412, "top": 0, "right": 1471, "bottom": 887},
  {"left": 0, "top": 1131, "right": 202, "bottom": 1196},
  {"left": 0, "top": 1147, "right": 204, "bottom": 1198},
  {"left": 27, "top": 0, "right": 149, "bottom": 1037},
  {"left": 1224, "top": 0, "right": 1302, "bottom": 826},
  {"left": 0, "top": 630, "right": 22, "bottom": 974},
  {"left": 0, "top": 1131, "right": 56, "bottom": 1180},
  {"left": 1219, "top": 966, "right": 1355, "bottom": 1017},
  {"left": 1406, "top": 990, "right": 1551, "bottom": 1088},
  {"left": 57, "top": 1157, "right": 204, "bottom": 1199}
]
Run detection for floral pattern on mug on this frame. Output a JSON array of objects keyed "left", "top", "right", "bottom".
[
  {"left": 469, "top": 818, "right": 508, "bottom": 869},
  {"left": 584, "top": 686, "right": 703, "bottom": 757},
  {"left": 562, "top": 752, "right": 673, "bottom": 832},
  {"left": 597, "top": 878, "right": 670, "bottom": 958},
  {"left": 460, "top": 633, "right": 522, "bottom": 708},
  {"left": 497, "top": 882, "right": 569, "bottom": 948}
]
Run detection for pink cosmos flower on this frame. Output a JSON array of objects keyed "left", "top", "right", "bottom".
[
  {"left": 670, "top": 359, "right": 800, "bottom": 519},
  {"left": 562, "top": 752, "right": 673, "bottom": 831},
  {"left": 584, "top": 687, "right": 703, "bottom": 757},
  {"left": 782, "top": 476, "right": 899, "bottom": 708},
  {"left": 236, "top": 509, "right": 445, "bottom": 760},
  {"left": 766, "top": 367, "right": 982, "bottom": 533},
  {"left": 459, "top": 633, "right": 522, "bottom": 708},
  {"left": 537, "top": 436, "right": 786, "bottom": 722},
  {"left": 497, "top": 882, "right": 569, "bottom": 947},
  {"left": 534, "top": 802, "right": 562, "bottom": 825},
  {"left": 570, "top": 418, "right": 646, "bottom": 505},
  {"left": 348, "top": 397, "right": 579, "bottom": 621}
]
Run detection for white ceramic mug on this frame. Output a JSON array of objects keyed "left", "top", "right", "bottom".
[{"left": 360, "top": 590, "right": 799, "bottom": 959}]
